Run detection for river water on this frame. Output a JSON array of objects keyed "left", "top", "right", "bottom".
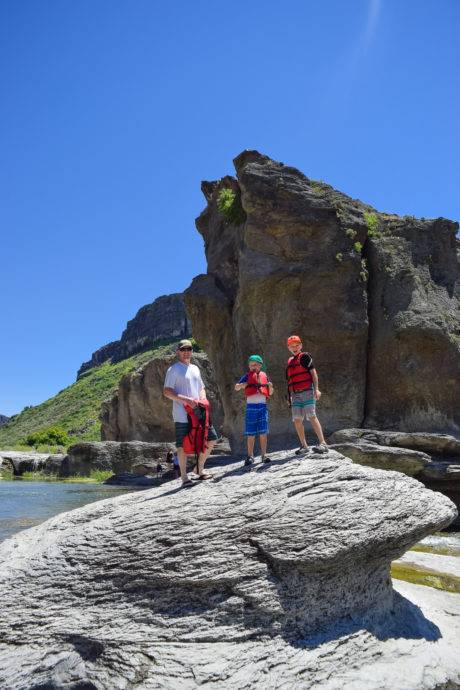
[{"left": 0, "top": 480, "right": 133, "bottom": 543}]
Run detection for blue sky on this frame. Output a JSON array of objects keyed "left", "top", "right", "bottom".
[{"left": 1, "top": 0, "right": 459, "bottom": 416}]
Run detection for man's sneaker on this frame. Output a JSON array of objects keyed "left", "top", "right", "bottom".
[
  {"left": 244, "top": 456, "right": 254, "bottom": 467},
  {"left": 295, "top": 446, "right": 309, "bottom": 455},
  {"left": 313, "top": 443, "right": 328, "bottom": 454},
  {"left": 262, "top": 455, "right": 271, "bottom": 463}
]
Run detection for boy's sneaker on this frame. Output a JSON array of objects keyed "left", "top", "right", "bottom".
[
  {"left": 244, "top": 456, "right": 254, "bottom": 467},
  {"left": 262, "top": 455, "right": 271, "bottom": 463},
  {"left": 313, "top": 443, "right": 328, "bottom": 454},
  {"left": 295, "top": 446, "right": 309, "bottom": 455}
]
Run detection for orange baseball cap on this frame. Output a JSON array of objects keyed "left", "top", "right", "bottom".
[{"left": 287, "top": 335, "right": 302, "bottom": 345}]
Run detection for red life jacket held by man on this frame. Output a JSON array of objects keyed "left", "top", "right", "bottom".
[
  {"left": 286, "top": 353, "right": 313, "bottom": 393},
  {"left": 183, "top": 399, "right": 210, "bottom": 457},
  {"left": 244, "top": 371, "right": 270, "bottom": 398}
]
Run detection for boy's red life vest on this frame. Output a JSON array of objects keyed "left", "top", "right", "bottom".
[
  {"left": 286, "top": 352, "right": 313, "bottom": 393},
  {"left": 244, "top": 370, "right": 270, "bottom": 398},
  {"left": 183, "top": 399, "right": 210, "bottom": 458}
]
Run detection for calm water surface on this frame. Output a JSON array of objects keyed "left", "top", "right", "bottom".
[{"left": 0, "top": 480, "right": 133, "bottom": 543}]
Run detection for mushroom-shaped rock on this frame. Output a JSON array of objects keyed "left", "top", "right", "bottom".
[{"left": 0, "top": 449, "right": 458, "bottom": 689}]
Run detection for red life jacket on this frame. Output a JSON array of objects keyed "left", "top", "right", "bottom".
[
  {"left": 286, "top": 352, "right": 313, "bottom": 393},
  {"left": 182, "top": 400, "right": 210, "bottom": 458},
  {"left": 244, "top": 370, "right": 270, "bottom": 398}
]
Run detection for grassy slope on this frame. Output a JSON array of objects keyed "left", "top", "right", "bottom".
[{"left": 0, "top": 342, "right": 175, "bottom": 451}]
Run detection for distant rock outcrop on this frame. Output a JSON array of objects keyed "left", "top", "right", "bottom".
[
  {"left": 185, "top": 150, "right": 460, "bottom": 451},
  {"left": 63, "top": 440, "right": 174, "bottom": 476},
  {"left": 0, "top": 415, "right": 9, "bottom": 428},
  {"left": 100, "top": 351, "right": 224, "bottom": 442},
  {"left": 0, "top": 449, "right": 457, "bottom": 689},
  {"left": 77, "top": 293, "right": 192, "bottom": 378}
]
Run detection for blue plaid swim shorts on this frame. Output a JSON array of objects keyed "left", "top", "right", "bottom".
[{"left": 245, "top": 403, "right": 269, "bottom": 436}]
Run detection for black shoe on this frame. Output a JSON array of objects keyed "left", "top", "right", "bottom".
[
  {"left": 244, "top": 456, "right": 254, "bottom": 466},
  {"left": 262, "top": 455, "right": 271, "bottom": 463},
  {"left": 295, "top": 446, "right": 309, "bottom": 455}
]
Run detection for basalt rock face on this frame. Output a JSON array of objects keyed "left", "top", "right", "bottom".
[
  {"left": 63, "top": 440, "right": 174, "bottom": 476},
  {"left": 100, "top": 352, "right": 223, "bottom": 442},
  {"left": 0, "top": 450, "right": 50, "bottom": 475},
  {"left": 185, "top": 151, "right": 460, "bottom": 452},
  {"left": 77, "top": 293, "right": 192, "bottom": 378},
  {"left": 0, "top": 450, "right": 457, "bottom": 690}
]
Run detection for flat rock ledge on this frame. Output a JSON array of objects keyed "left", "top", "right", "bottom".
[{"left": 0, "top": 449, "right": 458, "bottom": 690}]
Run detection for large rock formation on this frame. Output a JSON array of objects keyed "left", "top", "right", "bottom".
[
  {"left": 0, "top": 450, "right": 51, "bottom": 475},
  {"left": 0, "top": 449, "right": 457, "bottom": 689},
  {"left": 100, "top": 351, "right": 224, "bottom": 442},
  {"left": 63, "top": 440, "right": 174, "bottom": 476},
  {"left": 185, "top": 151, "right": 460, "bottom": 451},
  {"left": 0, "top": 414, "right": 9, "bottom": 428},
  {"left": 77, "top": 293, "right": 192, "bottom": 378}
]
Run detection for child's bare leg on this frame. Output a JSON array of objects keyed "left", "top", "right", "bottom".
[
  {"left": 293, "top": 418, "right": 308, "bottom": 447},
  {"left": 309, "top": 415, "right": 326, "bottom": 445},
  {"left": 259, "top": 434, "right": 268, "bottom": 456},
  {"left": 247, "top": 435, "right": 256, "bottom": 457}
]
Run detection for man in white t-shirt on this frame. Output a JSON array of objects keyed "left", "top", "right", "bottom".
[{"left": 163, "top": 339, "right": 218, "bottom": 487}]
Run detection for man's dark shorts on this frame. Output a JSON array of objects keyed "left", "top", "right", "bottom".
[{"left": 175, "top": 422, "right": 218, "bottom": 448}]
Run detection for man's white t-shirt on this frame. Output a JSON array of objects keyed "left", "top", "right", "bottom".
[{"left": 164, "top": 362, "right": 204, "bottom": 423}]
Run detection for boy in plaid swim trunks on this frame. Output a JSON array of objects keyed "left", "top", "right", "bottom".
[
  {"left": 235, "top": 355, "right": 274, "bottom": 467},
  {"left": 286, "top": 335, "right": 327, "bottom": 455}
]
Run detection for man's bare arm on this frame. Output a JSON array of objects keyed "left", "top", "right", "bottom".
[{"left": 163, "top": 387, "right": 198, "bottom": 408}]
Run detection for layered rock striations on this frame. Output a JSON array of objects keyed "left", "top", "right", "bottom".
[
  {"left": 0, "top": 450, "right": 457, "bottom": 689},
  {"left": 77, "top": 293, "right": 192, "bottom": 378},
  {"left": 185, "top": 151, "right": 460, "bottom": 451},
  {"left": 100, "top": 351, "right": 223, "bottom": 442}
]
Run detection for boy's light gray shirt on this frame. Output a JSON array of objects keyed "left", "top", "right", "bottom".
[{"left": 164, "top": 362, "right": 204, "bottom": 423}]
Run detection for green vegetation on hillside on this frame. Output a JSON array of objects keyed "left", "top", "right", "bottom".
[{"left": 0, "top": 341, "right": 176, "bottom": 451}]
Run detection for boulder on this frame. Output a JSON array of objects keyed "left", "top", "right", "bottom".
[
  {"left": 63, "top": 441, "right": 174, "bottom": 477},
  {"left": 185, "top": 151, "right": 460, "bottom": 451},
  {"left": 0, "top": 449, "right": 458, "bottom": 689},
  {"left": 131, "top": 460, "right": 162, "bottom": 475},
  {"left": 103, "top": 473, "right": 163, "bottom": 487},
  {"left": 43, "top": 453, "right": 67, "bottom": 475},
  {"left": 329, "top": 429, "right": 460, "bottom": 524},
  {"left": 77, "top": 293, "right": 192, "bottom": 378},
  {"left": 329, "top": 442, "right": 429, "bottom": 476},
  {"left": 100, "top": 351, "right": 223, "bottom": 443},
  {"left": 329, "top": 428, "right": 460, "bottom": 456},
  {"left": 0, "top": 450, "right": 49, "bottom": 475}
]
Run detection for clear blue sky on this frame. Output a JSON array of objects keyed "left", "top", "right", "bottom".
[{"left": 1, "top": 1, "right": 459, "bottom": 416}]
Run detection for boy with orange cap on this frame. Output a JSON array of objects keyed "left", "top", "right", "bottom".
[{"left": 286, "top": 335, "right": 327, "bottom": 454}]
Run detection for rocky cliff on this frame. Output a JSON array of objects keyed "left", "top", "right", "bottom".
[
  {"left": 185, "top": 151, "right": 460, "bottom": 451},
  {"left": 100, "top": 351, "right": 224, "bottom": 442},
  {"left": 77, "top": 293, "right": 192, "bottom": 378},
  {"left": 0, "top": 450, "right": 457, "bottom": 689},
  {"left": 0, "top": 414, "right": 9, "bottom": 428}
]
